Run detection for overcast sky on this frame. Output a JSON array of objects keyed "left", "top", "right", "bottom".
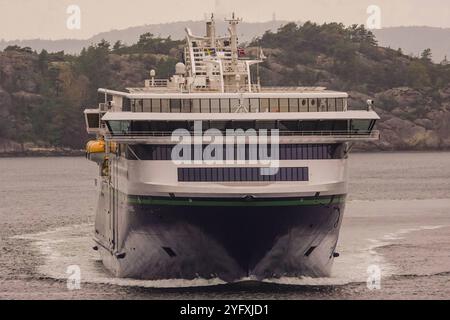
[{"left": 1, "top": 0, "right": 450, "bottom": 40}]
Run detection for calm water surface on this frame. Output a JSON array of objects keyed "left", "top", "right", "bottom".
[{"left": 0, "top": 152, "right": 449, "bottom": 299}]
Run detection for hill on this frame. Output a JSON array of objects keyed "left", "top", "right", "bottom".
[
  {"left": 0, "top": 20, "right": 287, "bottom": 55},
  {"left": 1, "top": 22, "right": 450, "bottom": 155},
  {"left": 251, "top": 22, "right": 450, "bottom": 150},
  {"left": 1, "top": 22, "right": 450, "bottom": 64}
]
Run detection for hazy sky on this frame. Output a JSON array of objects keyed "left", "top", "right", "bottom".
[{"left": 1, "top": 0, "right": 450, "bottom": 40}]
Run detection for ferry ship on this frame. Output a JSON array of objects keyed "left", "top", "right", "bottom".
[{"left": 84, "top": 16, "right": 380, "bottom": 282}]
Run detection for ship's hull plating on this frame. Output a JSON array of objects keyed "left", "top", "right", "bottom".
[{"left": 95, "top": 193, "right": 345, "bottom": 282}]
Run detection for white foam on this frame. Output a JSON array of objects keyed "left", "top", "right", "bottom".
[
  {"left": 13, "top": 224, "right": 228, "bottom": 288},
  {"left": 12, "top": 222, "right": 448, "bottom": 288}
]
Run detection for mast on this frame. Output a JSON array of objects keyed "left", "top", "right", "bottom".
[
  {"left": 180, "top": 13, "right": 264, "bottom": 93},
  {"left": 206, "top": 14, "right": 216, "bottom": 48},
  {"left": 225, "top": 12, "right": 242, "bottom": 74}
]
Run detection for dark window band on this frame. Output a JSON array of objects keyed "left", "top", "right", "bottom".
[
  {"left": 126, "top": 144, "right": 344, "bottom": 160},
  {"left": 178, "top": 167, "right": 309, "bottom": 182},
  {"left": 107, "top": 119, "right": 375, "bottom": 135}
]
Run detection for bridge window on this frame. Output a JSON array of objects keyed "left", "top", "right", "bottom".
[
  {"left": 122, "top": 98, "right": 131, "bottom": 112},
  {"left": 106, "top": 119, "right": 366, "bottom": 136},
  {"left": 250, "top": 98, "right": 260, "bottom": 113},
  {"left": 86, "top": 113, "right": 100, "bottom": 129},
  {"left": 328, "top": 98, "right": 336, "bottom": 112},
  {"left": 201, "top": 99, "right": 210, "bottom": 113},
  {"left": 220, "top": 99, "right": 230, "bottom": 113},
  {"left": 211, "top": 99, "right": 220, "bottom": 113},
  {"left": 143, "top": 99, "right": 151, "bottom": 112},
  {"left": 317, "top": 120, "right": 334, "bottom": 131},
  {"left": 151, "top": 121, "right": 167, "bottom": 132},
  {"left": 334, "top": 120, "right": 348, "bottom": 131},
  {"left": 336, "top": 98, "right": 344, "bottom": 111},
  {"left": 280, "top": 99, "right": 289, "bottom": 112},
  {"left": 351, "top": 120, "right": 373, "bottom": 133},
  {"left": 255, "top": 121, "right": 277, "bottom": 130},
  {"left": 230, "top": 99, "right": 240, "bottom": 112},
  {"left": 212, "top": 121, "right": 231, "bottom": 131},
  {"left": 270, "top": 98, "right": 279, "bottom": 112},
  {"left": 161, "top": 99, "right": 170, "bottom": 112},
  {"left": 260, "top": 99, "right": 269, "bottom": 112},
  {"left": 242, "top": 99, "right": 250, "bottom": 112},
  {"left": 192, "top": 99, "right": 201, "bottom": 113},
  {"left": 300, "top": 99, "right": 308, "bottom": 112},
  {"left": 108, "top": 120, "right": 131, "bottom": 134},
  {"left": 300, "top": 120, "right": 317, "bottom": 132},
  {"left": 319, "top": 99, "right": 327, "bottom": 112},
  {"left": 131, "top": 99, "right": 143, "bottom": 112},
  {"left": 279, "top": 121, "right": 299, "bottom": 131},
  {"left": 289, "top": 99, "right": 299, "bottom": 112},
  {"left": 167, "top": 121, "right": 187, "bottom": 132},
  {"left": 170, "top": 99, "right": 182, "bottom": 113},
  {"left": 309, "top": 99, "right": 318, "bottom": 112},
  {"left": 182, "top": 99, "right": 191, "bottom": 113}
]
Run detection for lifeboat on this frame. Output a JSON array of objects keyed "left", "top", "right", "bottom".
[
  {"left": 86, "top": 139, "right": 118, "bottom": 164},
  {"left": 86, "top": 139, "right": 106, "bottom": 163}
]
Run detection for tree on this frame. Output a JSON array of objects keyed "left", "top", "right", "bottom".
[
  {"left": 421, "top": 48, "right": 432, "bottom": 63},
  {"left": 137, "top": 32, "right": 156, "bottom": 52},
  {"left": 407, "top": 61, "right": 431, "bottom": 88},
  {"left": 113, "top": 40, "right": 124, "bottom": 51},
  {"left": 38, "top": 49, "right": 49, "bottom": 72},
  {"left": 97, "top": 39, "right": 111, "bottom": 50},
  {"left": 75, "top": 41, "right": 113, "bottom": 103},
  {"left": 4, "top": 45, "right": 33, "bottom": 53}
]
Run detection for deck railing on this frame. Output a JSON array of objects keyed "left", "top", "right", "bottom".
[{"left": 144, "top": 79, "right": 169, "bottom": 87}]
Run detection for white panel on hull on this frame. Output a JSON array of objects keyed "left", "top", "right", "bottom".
[{"left": 114, "top": 159, "right": 348, "bottom": 197}]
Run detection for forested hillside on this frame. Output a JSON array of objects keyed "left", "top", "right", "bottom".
[
  {"left": 1, "top": 22, "right": 450, "bottom": 154},
  {"left": 0, "top": 34, "right": 183, "bottom": 154},
  {"left": 251, "top": 22, "right": 450, "bottom": 150}
]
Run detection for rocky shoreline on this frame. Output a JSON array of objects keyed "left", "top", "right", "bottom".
[
  {"left": 0, "top": 150, "right": 85, "bottom": 158},
  {"left": 0, "top": 142, "right": 84, "bottom": 158}
]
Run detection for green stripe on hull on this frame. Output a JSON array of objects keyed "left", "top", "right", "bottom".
[{"left": 127, "top": 195, "right": 346, "bottom": 207}]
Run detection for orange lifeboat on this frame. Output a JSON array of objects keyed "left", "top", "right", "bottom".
[{"left": 86, "top": 139, "right": 106, "bottom": 163}]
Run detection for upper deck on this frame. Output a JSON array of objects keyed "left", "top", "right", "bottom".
[
  {"left": 97, "top": 87, "right": 350, "bottom": 114},
  {"left": 92, "top": 15, "right": 352, "bottom": 114},
  {"left": 84, "top": 15, "right": 380, "bottom": 144}
]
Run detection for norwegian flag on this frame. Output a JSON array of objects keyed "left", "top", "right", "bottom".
[{"left": 238, "top": 47, "right": 246, "bottom": 57}]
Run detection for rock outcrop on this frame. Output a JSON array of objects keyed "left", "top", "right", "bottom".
[{"left": 350, "top": 87, "right": 450, "bottom": 150}]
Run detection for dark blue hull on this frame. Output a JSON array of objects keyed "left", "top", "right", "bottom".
[{"left": 96, "top": 195, "right": 345, "bottom": 282}]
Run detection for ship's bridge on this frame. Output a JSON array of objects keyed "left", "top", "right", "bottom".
[{"left": 100, "top": 109, "right": 380, "bottom": 144}]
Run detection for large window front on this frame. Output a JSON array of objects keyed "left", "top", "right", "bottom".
[
  {"left": 108, "top": 120, "right": 131, "bottom": 134},
  {"left": 86, "top": 113, "right": 100, "bottom": 129},
  {"left": 107, "top": 119, "right": 375, "bottom": 135},
  {"left": 351, "top": 120, "right": 374, "bottom": 133}
]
